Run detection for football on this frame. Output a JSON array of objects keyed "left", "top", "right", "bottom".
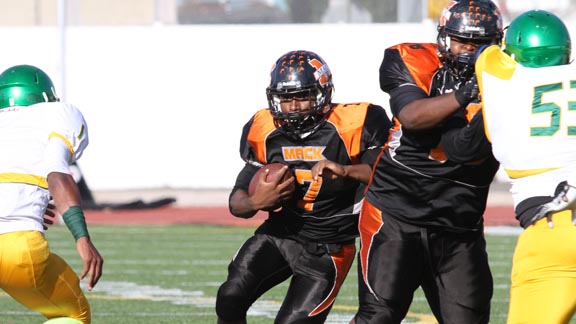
[{"left": 248, "top": 163, "right": 295, "bottom": 199}]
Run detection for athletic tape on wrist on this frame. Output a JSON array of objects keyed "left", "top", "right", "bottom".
[{"left": 61, "top": 206, "right": 90, "bottom": 241}]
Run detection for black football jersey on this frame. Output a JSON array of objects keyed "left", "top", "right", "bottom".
[
  {"left": 366, "top": 43, "right": 499, "bottom": 233},
  {"left": 236, "top": 103, "right": 391, "bottom": 243}
]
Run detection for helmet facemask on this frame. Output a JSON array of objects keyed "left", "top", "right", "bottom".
[
  {"left": 436, "top": 0, "right": 503, "bottom": 80},
  {"left": 267, "top": 86, "right": 332, "bottom": 140},
  {"left": 437, "top": 33, "right": 499, "bottom": 79},
  {"left": 266, "top": 50, "right": 334, "bottom": 141}
]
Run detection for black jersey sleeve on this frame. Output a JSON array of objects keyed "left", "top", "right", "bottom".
[
  {"left": 379, "top": 44, "right": 438, "bottom": 116},
  {"left": 388, "top": 85, "right": 429, "bottom": 117},
  {"left": 360, "top": 104, "right": 391, "bottom": 165},
  {"left": 232, "top": 163, "right": 260, "bottom": 192},
  {"left": 229, "top": 162, "right": 260, "bottom": 207},
  {"left": 379, "top": 48, "right": 414, "bottom": 93},
  {"left": 441, "top": 110, "right": 493, "bottom": 163},
  {"left": 239, "top": 116, "right": 256, "bottom": 163},
  {"left": 230, "top": 116, "right": 259, "bottom": 197},
  {"left": 233, "top": 114, "right": 262, "bottom": 197}
]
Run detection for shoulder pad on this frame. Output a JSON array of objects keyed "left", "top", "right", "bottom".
[
  {"left": 242, "top": 109, "right": 276, "bottom": 164},
  {"left": 475, "top": 45, "right": 516, "bottom": 83},
  {"left": 380, "top": 43, "right": 441, "bottom": 94}
]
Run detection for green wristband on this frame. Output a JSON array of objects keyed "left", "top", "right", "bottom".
[{"left": 61, "top": 206, "right": 90, "bottom": 241}]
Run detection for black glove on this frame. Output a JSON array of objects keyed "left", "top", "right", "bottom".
[{"left": 454, "top": 75, "right": 479, "bottom": 107}]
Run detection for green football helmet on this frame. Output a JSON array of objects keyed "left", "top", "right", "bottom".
[
  {"left": 504, "top": 10, "right": 571, "bottom": 68},
  {"left": 0, "top": 64, "right": 59, "bottom": 109}
]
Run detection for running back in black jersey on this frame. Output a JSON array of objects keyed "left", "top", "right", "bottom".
[
  {"left": 368, "top": 42, "right": 499, "bottom": 232},
  {"left": 234, "top": 102, "right": 390, "bottom": 243}
]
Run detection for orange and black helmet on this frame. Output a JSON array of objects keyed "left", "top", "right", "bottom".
[
  {"left": 437, "top": 0, "right": 503, "bottom": 79},
  {"left": 266, "top": 50, "right": 334, "bottom": 140}
]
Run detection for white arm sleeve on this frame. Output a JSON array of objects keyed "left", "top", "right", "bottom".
[{"left": 44, "top": 137, "right": 72, "bottom": 175}]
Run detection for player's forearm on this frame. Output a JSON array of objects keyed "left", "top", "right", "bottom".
[
  {"left": 228, "top": 188, "right": 258, "bottom": 219},
  {"left": 343, "top": 164, "right": 372, "bottom": 184},
  {"left": 47, "top": 172, "right": 82, "bottom": 213},
  {"left": 47, "top": 172, "right": 90, "bottom": 241},
  {"left": 398, "top": 94, "right": 461, "bottom": 130}
]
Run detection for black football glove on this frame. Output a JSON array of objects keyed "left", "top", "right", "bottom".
[{"left": 454, "top": 75, "right": 479, "bottom": 107}]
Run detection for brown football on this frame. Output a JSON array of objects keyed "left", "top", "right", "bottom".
[{"left": 248, "top": 163, "right": 295, "bottom": 199}]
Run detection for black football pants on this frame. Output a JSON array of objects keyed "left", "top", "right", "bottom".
[
  {"left": 216, "top": 233, "right": 355, "bottom": 323},
  {"left": 355, "top": 201, "right": 493, "bottom": 324}
]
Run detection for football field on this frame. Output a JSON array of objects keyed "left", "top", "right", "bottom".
[{"left": 0, "top": 224, "right": 572, "bottom": 324}]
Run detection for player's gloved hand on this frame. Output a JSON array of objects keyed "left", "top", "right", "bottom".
[
  {"left": 43, "top": 200, "right": 57, "bottom": 230},
  {"left": 530, "top": 181, "right": 576, "bottom": 228},
  {"left": 454, "top": 75, "right": 479, "bottom": 107}
]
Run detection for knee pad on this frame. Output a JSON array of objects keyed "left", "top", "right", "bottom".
[{"left": 216, "top": 281, "right": 250, "bottom": 321}]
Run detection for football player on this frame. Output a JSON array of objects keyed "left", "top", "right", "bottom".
[
  {"left": 0, "top": 65, "right": 103, "bottom": 324},
  {"left": 352, "top": 1, "right": 503, "bottom": 323},
  {"left": 476, "top": 10, "right": 576, "bottom": 324},
  {"left": 215, "top": 50, "right": 392, "bottom": 323}
]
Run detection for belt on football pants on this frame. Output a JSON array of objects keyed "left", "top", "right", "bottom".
[{"left": 304, "top": 239, "right": 355, "bottom": 256}]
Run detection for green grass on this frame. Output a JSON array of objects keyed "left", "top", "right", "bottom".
[{"left": 0, "top": 224, "right": 562, "bottom": 323}]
